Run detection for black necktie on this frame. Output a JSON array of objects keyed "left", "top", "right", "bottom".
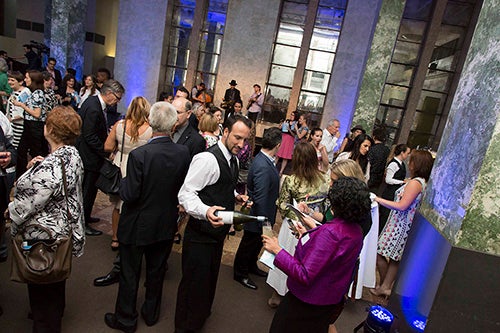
[{"left": 230, "top": 156, "right": 238, "bottom": 183}]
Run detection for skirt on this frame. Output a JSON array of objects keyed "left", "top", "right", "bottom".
[{"left": 276, "top": 133, "right": 295, "bottom": 160}]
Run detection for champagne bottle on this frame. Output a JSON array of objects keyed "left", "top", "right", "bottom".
[{"left": 215, "top": 210, "right": 266, "bottom": 231}]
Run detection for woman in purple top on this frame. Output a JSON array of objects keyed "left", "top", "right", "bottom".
[{"left": 263, "top": 177, "right": 372, "bottom": 333}]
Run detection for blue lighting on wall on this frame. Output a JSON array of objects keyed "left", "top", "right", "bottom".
[{"left": 393, "top": 213, "right": 451, "bottom": 332}]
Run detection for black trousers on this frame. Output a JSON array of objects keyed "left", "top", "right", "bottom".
[
  {"left": 115, "top": 240, "right": 174, "bottom": 328},
  {"left": 270, "top": 292, "right": 343, "bottom": 333},
  {"left": 234, "top": 230, "right": 262, "bottom": 278},
  {"left": 28, "top": 280, "right": 66, "bottom": 333},
  {"left": 247, "top": 111, "right": 259, "bottom": 124},
  {"left": 16, "top": 120, "right": 48, "bottom": 178},
  {"left": 82, "top": 169, "right": 100, "bottom": 225},
  {"left": 175, "top": 228, "right": 224, "bottom": 332}
]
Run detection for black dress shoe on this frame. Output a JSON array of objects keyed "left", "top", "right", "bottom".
[
  {"left": 234, "top": 276, "right": 257, "bottom": 290},
  {"left": 140, "top": 308, "right": 158, "bottom": 327},
  {"left": 94, "top": 271, "right": 119, "bottom": 286},
  {"left": 250, "top": 267, "right": 268, "bottom": 277},
  {"left": 89, "top": 216, "right": 100, "bottom": 223},
  {"left": 104, "top": 313, "right": 136, "bottom": 333},
  {"left": 85, "top": 226, "right": 102, "bottom": 236}
]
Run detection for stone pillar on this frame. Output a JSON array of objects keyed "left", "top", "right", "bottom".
[
  {"left": 320, "top": 0, "right": 383, "bottom": 133},
  {"left": 114, "top": 0, "right": 170, "bottom": 113},
  {"left": 388, "top": 1, "right": 500, "bottom": 331},
  {"left": 45, "top": 0, "right": 87, "bottom": 81},
  {"left": 349, "top": 0, "right": 406, "bottom": 133},
  {"left": 215, "top": 0, "right": 281, "bottom": 108}
]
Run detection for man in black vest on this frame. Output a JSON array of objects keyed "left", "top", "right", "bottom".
[{"left": 174, "top": 115, "right": 252, "bottom": 333}]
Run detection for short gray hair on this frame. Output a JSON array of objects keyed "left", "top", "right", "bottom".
[
  {"left": 101, "top": 79, "right": 125, "bottom": 95},
  {"left": 328, "top": 119, "right": 340, "bottom": 126},
  {"left": 149, "top": 102, "right": 177, "bottom": 135}
]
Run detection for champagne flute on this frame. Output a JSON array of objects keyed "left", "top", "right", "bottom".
[{"left": 262, "top": 220, "right": 274, "bottom": 238}]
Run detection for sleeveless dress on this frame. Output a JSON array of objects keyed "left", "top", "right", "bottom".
[
  {"left": 276, "top": 120, "right": 297, "bottom": 160},
  {"left": 377, "top": 177, "right": 426, "bottom": 261}
]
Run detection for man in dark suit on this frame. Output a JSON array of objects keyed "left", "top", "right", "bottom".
[
  {"left": 233, "top": 127, "right": 281, "bottom": 289},
  {"left": 172, "top": 97, "right": 205, "bottom": 158},
  {"left": 76, "top": 79, "right": 125, "bottom": 236},
  {"left": 222, "top": 79, "right": 241, "bottom": 122},
  {"left": 105, "top": 102, "right": 190, "bottom": 332}
]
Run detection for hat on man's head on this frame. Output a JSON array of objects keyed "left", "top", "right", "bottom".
[
  {"left": 351, "top": 125, "right": 366, "bottom": 134},
  {"left": 229, "top": 80, "right": 237, "bottom": 86}
]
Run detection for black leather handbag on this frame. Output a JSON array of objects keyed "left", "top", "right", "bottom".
[{"left": 96, "top": 121, "right": 126, "bottom": 195}]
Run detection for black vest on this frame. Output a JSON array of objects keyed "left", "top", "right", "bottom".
[
  {"left": 186, "top": 144, "right": 237, "bottom": 243},
  {"left": 382, "top": 158, "right": 406, "bottom": 200}
]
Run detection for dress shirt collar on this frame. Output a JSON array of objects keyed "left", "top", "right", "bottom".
[
  {"left": 394, "top": 156, "right": 403, "bottom": 164},
  {"left": 97, "top": 94, "right": 107, "bottom": 111},
  {"left": 217, "top": 140, "right": 233, "bottom": 165},
  {"left": 261, "top": 150, "right": 276, "bottom": 165},
  {"left": 173, "top": 122, "right": 189, "bottom": 142},
  {"left": 148, "top": 135, "right": 169, "bottom": 143}
]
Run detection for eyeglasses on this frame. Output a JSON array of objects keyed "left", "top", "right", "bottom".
[{"left": 112, "top": 92, "right": 122, "bottom": 101}]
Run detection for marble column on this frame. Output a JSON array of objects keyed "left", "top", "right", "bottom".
[
  {"left": 388, "top": 1, "right": 500, "bottom": 331},
  {"left": 45, "top": 0, "right": 87, "bottom": 81},
  {"left": 320, "top": 0, "right": 383, "bottom": 133},
  {"left": 349, "top": 0, "right": 406, "bottom": 133},
  {"left": 114, "top": 0, "right": 170, "bottom": 113}
]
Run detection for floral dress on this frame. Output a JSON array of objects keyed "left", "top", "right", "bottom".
[
  {"left": 267, "top": 172, "right": 330, "bottom": 295},
  {"left": 377, "top": 177, "right": 426, "bottom": 261}
]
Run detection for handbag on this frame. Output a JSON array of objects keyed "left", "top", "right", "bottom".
[
  {"left": 10, "top": 157, "right": 73, "bottom": 284},
  {"left": 96, "top": 120, "right": 126, "bottom": 195}
]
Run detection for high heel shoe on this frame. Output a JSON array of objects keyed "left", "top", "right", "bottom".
[{"left": 369, "top": 287, "right": 391, "bottom": 300}]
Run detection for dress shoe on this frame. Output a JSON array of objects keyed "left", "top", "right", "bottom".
[
  {"left": 140, "top": 307, "right": 158, "bottom": 327},
  {"left": 89, "top": 216, "right": 100, "bottom": 223},
  {"left": 234, "top": 276, "right": 257, "bottom": 290},
  {"left": 104, "top": 313, "right": 136, "bottom": 333},
  {"left": 250, "top": 267, "right": 268, "bottom": 277},
  {"left": 94, "top": 271, "right": 119, "bottom": 286},
  {"left": 85, "top": 226, "right": 102, "bottom": 236}
]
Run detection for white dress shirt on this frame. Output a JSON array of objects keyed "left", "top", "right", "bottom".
[
  {"left": 320, "top": 128, "right": 339, "bottom": 163},
  {"left": 385, "top": 157, "right": 405, "bottom": 185},
  {"left": 178, "top": 140, "right": 236, "bottom": 221}
]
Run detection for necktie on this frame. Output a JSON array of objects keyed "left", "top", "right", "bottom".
[{"left": 230, "top": 156, "right": 238, "bottom": 183}]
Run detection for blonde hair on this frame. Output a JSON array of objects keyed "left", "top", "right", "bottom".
[
  {"left": 125, "top": 96, "right": 151, "bottom": 143},
  {"left": 330, "top": 159, "right": 365, "bottom": 182},
  {"left": 198, "top": 113, "right": 218, "bottom": 133}
]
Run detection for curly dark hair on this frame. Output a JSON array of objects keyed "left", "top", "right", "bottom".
[{"left": 328, "top": 177, "right": 371, "bottom": 225}]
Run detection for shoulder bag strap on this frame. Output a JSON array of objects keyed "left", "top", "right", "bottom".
[{"left": 119, "top": 120, "right": 126, "bottom": 164}]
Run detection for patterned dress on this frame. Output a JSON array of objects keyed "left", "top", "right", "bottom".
[
  {"left": 267, "top": 172, "right": 330, "bottom": 295},
  {"left": 377, "top": 177, "right": 426, "bottom": 261}
]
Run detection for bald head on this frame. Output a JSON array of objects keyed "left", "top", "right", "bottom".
[{"left": 172, "top": 97, "right": 192, "bottom": 128}]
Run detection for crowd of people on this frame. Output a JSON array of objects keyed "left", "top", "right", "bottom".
[{"left": 0, "top": 54, "right": 435, "bottom": 333}]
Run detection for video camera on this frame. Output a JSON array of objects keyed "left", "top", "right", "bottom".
[{"left": 24, "top": 40, "right": 50, "bottom": 55}]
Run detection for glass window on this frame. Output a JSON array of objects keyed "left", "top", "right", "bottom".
[
  {"left": 276, "top": 23, "right": 304, "bottom": 46},
  {"left": 203, "top": 12, "right": 226, "bottom": 34},
  {"left": 310, "top": 28, "right": 340, "bottom": 52},
  {"left": 265, "top": 85, "right": 292, "bottom": 105},
  {"left": 422, "top": 69, "right": 453, "bottom": 92},
  {"left": 197, "top": 52, "right": 219, "bottom": 73},
  {"left": 305, "top": 50, "right": 335, "bottom": 72},
  {"left": 398, "top": 19, "right": 427, "bottom": 43},
  {"left": 172, "top": 5, "right": 195, "bottom": 28},
  {"left": 403, "top": 0, "right": 433, "bottom": 21},
  {"left": 315, "top": 7, "right": 345, "bottom": 30},
  {"left": 386, "top": 63, "right": 414, "bottom": 86},
  {"left": 199, "top": 32, "right": 223, "bottom": 54},
  {"left": 269, "top": 65, "right": 296, "bottom": 87},
  {"left": 167, "top": 47, "right": 189, "bottom": 68},
  {"left": 169, "top": 27, "right": 191, "bottom": 48},
  {"left": 281, "top": 2, "right": 308, "bottom": 26},
  {"left": 377, "top": 105, "right": 404, "bottom": 128},
  {"left": 302, "top": 70, "right": 330, "bottom": 93},
  {"left": 392, "top": 40, "right": 420, "bottom": 65},
  {"left": 272, "top": 44, "right": 301, "bottom": 67},
  {"left": 208, "top": 0, "right": 228, "bottom": 13},
  {"left": 319, "top": 0, "right": 348, "bottom": 8},
  {"left": 166, "top": 67, "right": 187, "bottom": 89},
  {"left": 297, "top": 91, "right": 326, "bottom": 114},
  {"left": 380, "top": 84, "right": 409, "bottom": 107},
  {"left": 442, "top": 2, "right": 473, "bottom": 27},
  {"left": 417, "top": 90, "right": 447, "bottom": 114}
]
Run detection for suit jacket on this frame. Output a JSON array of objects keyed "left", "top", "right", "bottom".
[
  {"left": 76, "top": 96, "right": 108, "bottom": 171},
  {"left": 224, "top": 87, "right": 241, "bottom": 104},
  {"left": 118, "top": 137, "right": 190, "bottom": 246},
  {"left": 177, "top": 124, "right": 205, "bottom": 159},
  {"left": 245, "top": 151, "right": 280, "bottom": 232}
]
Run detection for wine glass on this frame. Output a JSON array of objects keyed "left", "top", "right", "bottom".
[{"left": 262, "top": 220, "right": 274, "bottom": 238}]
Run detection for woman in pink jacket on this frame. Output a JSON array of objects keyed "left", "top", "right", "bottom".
[{"left": 263, "top": 177, "right": 372, "bottom": 333}]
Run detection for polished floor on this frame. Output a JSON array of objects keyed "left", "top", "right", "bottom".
[{"left": 0, "top": 192, "right": 376, "bottom": 332}]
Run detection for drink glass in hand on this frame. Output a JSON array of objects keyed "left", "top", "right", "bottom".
[{"left": 262, "top": 220, "right": 274, "bottom": 238}]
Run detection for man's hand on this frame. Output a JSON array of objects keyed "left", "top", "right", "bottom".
[
  {"left": 206, "top": 205, "right": 225, "bottom": 227},
  {"left": 0, "top": 151, "right": 12, "bottom": 168},
  {"left": 235, "top": 194, "right": 248, "bottom": 205}
]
